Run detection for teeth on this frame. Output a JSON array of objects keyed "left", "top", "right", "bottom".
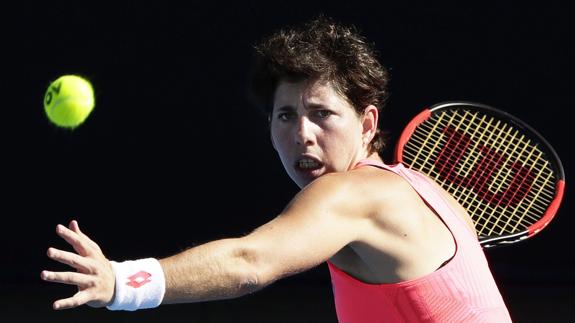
[{"left": 298, "top": 159, "right": 320, "bottom": 169}]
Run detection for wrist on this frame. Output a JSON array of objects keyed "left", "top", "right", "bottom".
[{"left": 106, "top": 258, "right": 166, "bottom": 311}]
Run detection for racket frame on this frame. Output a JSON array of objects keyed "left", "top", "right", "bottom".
[{"left": 395, "top": 101, "right": 565, "bottom": 248}]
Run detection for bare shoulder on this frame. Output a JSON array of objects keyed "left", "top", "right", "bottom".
[
  {"left": 290, "top": 167, "right": 410, "bottom": 220},
  {"left": 316, "top": 166, "right": 408, "bottom": 196}
]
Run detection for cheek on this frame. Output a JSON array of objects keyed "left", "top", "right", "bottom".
[
  {"left": 322, "top": 125, "right": 362, "bottom": 155},
  {"left": 270, "top": 127, "right": 289, "bottom": 152},
  {"left": 319, "top": 130, "right": 353, "bottom": 157},
  {"left": 325, "top": 122, "right": 361, "bottom": 145}
]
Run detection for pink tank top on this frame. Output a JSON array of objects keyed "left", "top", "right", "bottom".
[{"left": 328, "top": 160, "right": 512, "bottom": 322}]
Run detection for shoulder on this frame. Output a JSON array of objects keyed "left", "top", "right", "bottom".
[
  {"left": 307, "top": 165, "right": 407, "bottom": 193},
  {"left": 290, "top": 166, "right": 412, "bottom": 220}
]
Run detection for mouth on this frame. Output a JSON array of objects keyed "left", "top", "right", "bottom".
[{"left": 295, "top": 157, "right": 323, "bottom": 171}]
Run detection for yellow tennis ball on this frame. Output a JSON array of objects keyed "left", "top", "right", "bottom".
[{"left": 44, "top": 75, "right": 95, "bottom": 128}]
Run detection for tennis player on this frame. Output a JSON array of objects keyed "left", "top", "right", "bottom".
[{"left": 42, "top": 16, "right": 512, "bottom": 322}]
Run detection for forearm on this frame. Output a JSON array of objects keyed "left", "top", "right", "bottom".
[{"left": 159, "top": 238, "right": 262, "bottom": 304}]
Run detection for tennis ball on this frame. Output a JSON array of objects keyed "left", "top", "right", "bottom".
[{"left": 44, "top": 75, "right": 95, "bottom": 128}]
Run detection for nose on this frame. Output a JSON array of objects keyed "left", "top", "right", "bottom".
[{"left": 295, "top": 116, "right": 314, "bottom": 146}]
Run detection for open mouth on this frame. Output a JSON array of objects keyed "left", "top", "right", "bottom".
[{"left": 295, "top": 158, "right": 323, "bottom": 171}]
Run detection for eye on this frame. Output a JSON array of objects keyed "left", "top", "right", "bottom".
[
  {"left": 277, "top": 112, "right": 296, "bottom": 121},
  {"left": 313, "top": 110, "right": 332, "bottom": 119}
]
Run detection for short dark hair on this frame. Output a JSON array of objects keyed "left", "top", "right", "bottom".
[{"left": 248, "top": 16, "right": 390, "bottom": 153}]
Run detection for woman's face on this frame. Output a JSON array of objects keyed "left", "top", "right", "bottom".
[{"left": 270, "top": 79, "right": 375, "bottom": 188}]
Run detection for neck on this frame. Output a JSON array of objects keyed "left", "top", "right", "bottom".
[
  {"left": 361, "top": 152, "right": 383, "bottom": 163},
  {"left": 352, "top": 152, "right": 383, "bottom": 170}
]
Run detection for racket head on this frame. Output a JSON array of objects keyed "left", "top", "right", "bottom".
[{"left": 395, "top": 101, "right": 565, "bottom": 248}]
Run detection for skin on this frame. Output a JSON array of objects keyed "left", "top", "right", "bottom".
[{"left": 42, "top": 79, "right": 475, "bottom": 310}]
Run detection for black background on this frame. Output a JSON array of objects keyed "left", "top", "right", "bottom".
[{"left": 2, "top": 2, "right": 573, "bottom": 322}]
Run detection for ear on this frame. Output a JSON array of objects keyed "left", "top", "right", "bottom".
[{"left": 361, "top": 105, "right": 379, "bottom": 145}]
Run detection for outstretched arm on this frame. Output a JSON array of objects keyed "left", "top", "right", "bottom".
[
  {"left": 161, "top": 175, "right": 365, "bottom": 304},
  {"left": 43, "top": 174, "right": 369, "bottom": 310}
]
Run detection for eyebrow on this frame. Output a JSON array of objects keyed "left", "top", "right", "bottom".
[
  {"left": 275, "top": 105, "right": 295, "bottom": 112},
  {"left": 274, "top": 103, "right": 328, "bottom": 112}
]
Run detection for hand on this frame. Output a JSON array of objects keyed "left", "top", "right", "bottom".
[{"left": 41, "top": 220, "right": 115, "bottom": 310}]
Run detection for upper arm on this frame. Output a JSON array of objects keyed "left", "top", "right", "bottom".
[{"left": 240, "top": 174, "right": 370, "bottom": 284}]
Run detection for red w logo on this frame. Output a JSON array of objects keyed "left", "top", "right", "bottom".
[{"left": 434, "top": 125, "right": 534, "bottom": 207}]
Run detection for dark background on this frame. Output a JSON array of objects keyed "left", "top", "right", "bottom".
[{"left": 2, "top": 1, "right": 573, "bottom": 322}]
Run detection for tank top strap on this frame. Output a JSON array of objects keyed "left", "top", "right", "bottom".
[{"left": 354, "top": 159, "right": 403, "bottom": 174}]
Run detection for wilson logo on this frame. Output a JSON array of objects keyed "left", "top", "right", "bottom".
[
  {"left": 434, "top": 125, "right": 534, "bottom": 207},
  {"left": 126, "top": 271, "right": 152, "bottom": 288}
]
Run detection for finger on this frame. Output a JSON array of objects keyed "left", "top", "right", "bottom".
[
  {"left": 41, "top": 270, "right": 93, "bottom": 287},
  {"left": 69, "top": 220, "right": 101, "bottom": 251},
  {"left": 53, "top": 290, "right": 92, "bottom": 310},
  {"left": 56, "top": 224, "right": 91, "bottom": 257},
  {"left": 46, "top": 247, "right": 93, "bottom": 272}
]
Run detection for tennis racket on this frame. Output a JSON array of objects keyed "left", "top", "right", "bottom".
[{"left": 395, "top": 101, "right": 565, "bottom": 248}]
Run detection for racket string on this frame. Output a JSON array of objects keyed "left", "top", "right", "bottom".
[
  {"left": 408, "top": 116, "right": 556, "bottom": 210},
  {"left": 404, "top": 138, "right": 555, "bottom": 203},
  {"left": 402, "top": 109, "right": 557, "bottom": 237},
  {"left": 410, "top": 115, "right": 555, "bottom": 179},
  {"left": 406, "top": 112, "right": 557, "bottom": 192}
]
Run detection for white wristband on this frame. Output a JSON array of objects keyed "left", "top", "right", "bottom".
[{"left": 106, "top": 258, "right": 166, "bottom": 311}]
